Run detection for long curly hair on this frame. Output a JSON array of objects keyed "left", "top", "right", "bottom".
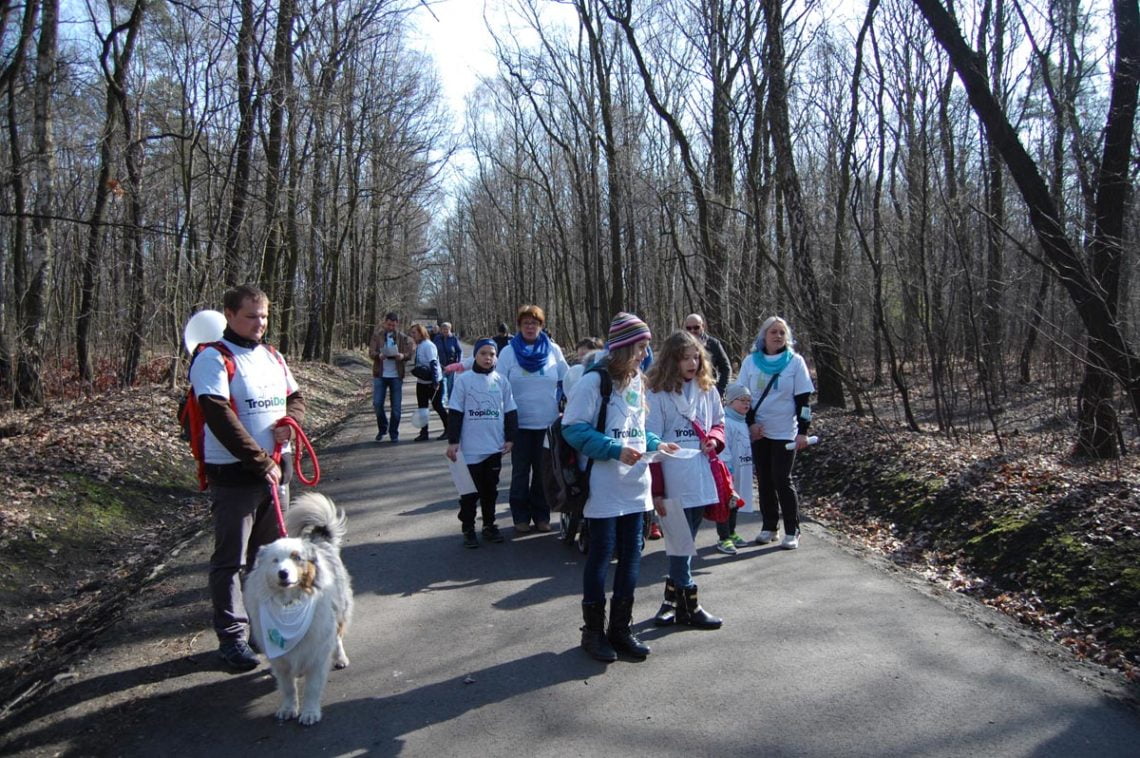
[{"left": 646, "top": 331, "right": 715, "bottom": 394}]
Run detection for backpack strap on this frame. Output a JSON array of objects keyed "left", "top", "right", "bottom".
[
  {"left": 744, "top": 372, "right": 779, "bottom": 427},
  {"left": 582, "top": 365, "right": 614, "bottom": 480}
]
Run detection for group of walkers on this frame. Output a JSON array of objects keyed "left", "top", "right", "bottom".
[
  {"left": 189, "top": 285, "right": 813, "bottom": 672},
  {"left": 435, "top": 303, "right": 815, "bottom": 663}
]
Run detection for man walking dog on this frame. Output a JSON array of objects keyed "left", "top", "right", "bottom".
[{"left": 189, "top": 284, "right": 307, "bottom": 671}]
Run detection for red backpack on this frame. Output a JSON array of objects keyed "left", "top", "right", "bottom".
[{"left": 178, "top": 341, "right": 287, "bottom": 490}]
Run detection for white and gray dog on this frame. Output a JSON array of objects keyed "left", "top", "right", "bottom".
[{"left": 246, "top": 492, "right": 354, "bottom": 725}]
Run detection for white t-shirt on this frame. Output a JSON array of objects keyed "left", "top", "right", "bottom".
[
  {"left": 414, "top": 340, "right": 439, "bottom": 384},
  {"left": 645, "top": 380, "right": 723, "bottom": 509},
  {"left": 562, "top": 371, "right": 653, "bottom": 518},
  {"left": 449, "top": 370, "right": 517, "bottom": 464},
  {"left": 736, "top": 352, "right": 814, "bottom": 441},
  {"left": 723, "top": 415, "right": 754, "bottom": 512},
  {"left": 189, "top": 340, "right": 299, "bottom": 464},
  {"left": 496, "top": 338, "right": 569, "bottom": 429},
  {"left": 381, "top": 333, "right": 399, "bottom": 378}
]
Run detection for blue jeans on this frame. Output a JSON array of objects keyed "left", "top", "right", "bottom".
[
  {"left": 372, "top": 376, "right": 403, "bottom": 440},
  {"left": 668, "top": 506, "right": 707, "bottom": 589},
  {"left": 583, "top": 512, "right": 645, "bottom": 604},
  {"left": 441, "top": 372, "right": 455, "bottom": 403},
  {"left": 509, "top": 428, "right": 549, "bottom": 526}
]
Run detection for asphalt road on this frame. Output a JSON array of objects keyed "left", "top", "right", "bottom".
[{"left": 3, "top": 380, "right": 1140, "bottom": 757}]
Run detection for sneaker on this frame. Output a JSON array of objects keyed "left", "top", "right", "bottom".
[
  {"left": 218, "top": 639, "right": 259, "bottom": 671},
  {"left": 514, "top": 523, "right": 531, "bottom": 533},
  {"left": 755, "top": 529, "right": 776, "bottom": 545},
  {"left": 463, "top": 531, "right": 479, "bottom": 549},
  {"left": 730, "top": 533, "right": 747, "bottom": 548},
  {"left": 535, "top": 521, "right": 552, "bottom": 532},
  {"left": 780, "top": 531, "right": 800, "bottom": 550},
  {"left": 715, "top": 538, "right": 738, "bottom": 555},
  {"left": 375, "top": 432, "right": 385, "bottom": 442},
  {"left": 648, "top": 523, "right": 663, "bottom": 540},
  {"left": 482, "top": 524, "right": 504, "bottom": 543}
]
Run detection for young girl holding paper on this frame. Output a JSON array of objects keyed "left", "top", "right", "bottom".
[
  {"left": 736, "top": 316, "right": 815, "bottom": 549},
  {"left": 562, "top": 313, "right": 675, "bottom": 662},
  {"left": 446, "top": 339, "right": 518, "bottom": 548},
  {"left": 645, "top": 330, "right": 725, "bottom": 630}
]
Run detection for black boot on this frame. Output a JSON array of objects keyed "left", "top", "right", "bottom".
[
  {"left": 608, "top": 596, "right": 651, "bottom": 659},
  {"left": 375, "top": 414, "right": 386, "bottom": 442},
  {"left": 653, "top": 577, "right": 677, "bottom": 626},
  {"left": 679, "top": 583, "right": 722, "bottom": 629},
  {"left": 580, "top": 601, "right": 617, "bottom": 662},
  {"left": 415, "top": 426, "right": 430, "bottom": 441}
]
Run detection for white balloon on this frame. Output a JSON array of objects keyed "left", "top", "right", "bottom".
[{"left": 183, "top": 310, "right": 226, "bottom": 354}]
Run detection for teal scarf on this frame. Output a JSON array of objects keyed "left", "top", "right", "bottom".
[
  {"left": 724, "top": 406, "right": 747, "bottom": 423},
  {"left": 750, "top": 347, "right": 793, "bottom": 388}
]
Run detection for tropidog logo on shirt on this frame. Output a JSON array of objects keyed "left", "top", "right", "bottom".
[
  {"left": 611, "top": 427, "right": 643, "bottom": 440},
  {"left": 244, "top": 395, "right": 286, "bottom": 410},
  {"left": 624, "top": 389, "right": 639, "bottom": 406}
]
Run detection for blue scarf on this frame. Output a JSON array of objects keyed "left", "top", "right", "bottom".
[
  {"left": 510, "top": 331, "right": 551, "bottom": 373},
  {"left": 724, "top": 406, "right": 747, "bottom": 423},
  {"left": 750, "top": 347, "right": 793, "bottom": 388}
]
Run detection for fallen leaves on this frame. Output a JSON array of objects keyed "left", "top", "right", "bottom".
[
  {"left": 0, "top": 358, "right": 369, "bottom": 688},
  {"left": 801, "top": 407, "right": 1140, "bottom": 685}
]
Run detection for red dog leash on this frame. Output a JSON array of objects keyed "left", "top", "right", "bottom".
[{"left": 268, "top": 416, "right": 321, "bottom": 537}]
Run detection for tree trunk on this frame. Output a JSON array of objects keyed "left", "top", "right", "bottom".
[
  {"left": 80, "top": 0, "right": 144, "bottom": 387},
  {"left": 223, "top": 0, "right": 255, "bottom": 286},
  {"left": 15, "top": 0, "right": 59, "bottom": 408},
  {"left": 762, "top": 0, "right": 844, "bottom": 407}
]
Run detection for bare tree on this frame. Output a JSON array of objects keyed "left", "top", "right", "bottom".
[
  {"left": 13, "top": 0, "right": 58, "bottom": 407},
  {"left": 911, "top": 0, "right": 1140, "bottom": 457}
]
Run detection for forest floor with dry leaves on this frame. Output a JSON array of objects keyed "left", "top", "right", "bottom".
[{"left": 0, "top": 361, "right": 1136, "bottom": 719}]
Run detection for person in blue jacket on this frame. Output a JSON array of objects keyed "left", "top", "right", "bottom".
[{"left": 433, "top": 321, "right": 463, "bottom": 411}]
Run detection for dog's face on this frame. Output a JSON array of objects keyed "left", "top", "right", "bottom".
[{"left": 253, "top": 538, "right": 318, "bottom": 594}]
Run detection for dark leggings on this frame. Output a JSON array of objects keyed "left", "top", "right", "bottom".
[
  {"left": 752, "top": 438, "right": 799, "bottom": 535},
  {"left": 716, "top": 508, "right": 739, "bottom": 540},
  {"left": 458, "top": 453, "right": 502, "bottom": 531},
  {"left": 416, "top": 381, "right": 448, "bottom": 429}
]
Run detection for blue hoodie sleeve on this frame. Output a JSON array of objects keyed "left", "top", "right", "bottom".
[
  {"left": 563, "top": 425, "right": 662, "bottom": 459},
  {"left": 562, "top": 422, "right": 623, "bottom": 461}
]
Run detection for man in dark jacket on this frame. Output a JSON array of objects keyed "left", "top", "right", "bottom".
[{"left": 684, "top": 313, "right": 732, "bottom": 396}]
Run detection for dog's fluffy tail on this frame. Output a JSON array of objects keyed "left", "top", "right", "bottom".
[{"left": 286, "top": 492, "right": 347, "bottom": 546}]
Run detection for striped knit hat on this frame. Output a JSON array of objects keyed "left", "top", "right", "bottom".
[{"left": 606, "top": 312, "right": 651, "bottom": 350}]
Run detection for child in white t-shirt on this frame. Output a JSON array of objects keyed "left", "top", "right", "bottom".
[
  {"left": 645, "top": 330, "right": 725, "bottom": 630},
  {"left": 446, "top": 339, "right": 518, "bottom": 548},
  {"left": 716, "top": 383, "right": 754, "bottom": 554}
]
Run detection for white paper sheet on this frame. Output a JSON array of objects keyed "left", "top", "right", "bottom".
[
  {"left": 448, "top": 451, "right": 478, "bottom": 495},
  {"left": 657, "top": 498, "right": 697, "bottom": 556},
  {"left": 640, "top": 447, "right": 701, "bottom": 464}
]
